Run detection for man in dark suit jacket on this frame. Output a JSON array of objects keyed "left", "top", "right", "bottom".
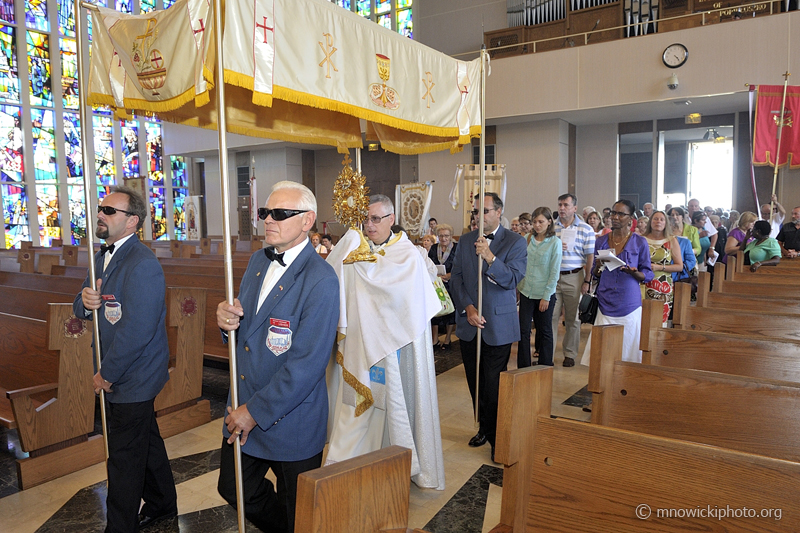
[
  {"left": 450, "top": 192, "right": 527, "bottom": 461},
  {"left": 74, "top": 186, "right": 177, "bottom": 532},
  {"left": 216, "top": 181, "right": 339, "bottom": 533}
]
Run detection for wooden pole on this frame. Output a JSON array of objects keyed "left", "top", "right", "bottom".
[
  {"left": 475, "top": 47, "right": 487, "bottom": 426},
  {"left": 769, "top": 71, "right": 791, "bottom": 224},
  {"left": 210, "top": 0, "right": 246, "bottom": 529},
  {"left": 75, "top": 0, "right": 108, "bottom": 461}
]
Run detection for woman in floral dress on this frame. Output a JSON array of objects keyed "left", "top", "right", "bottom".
[{"left": 641, "top": 211, "right": 683, "bottom": 326}]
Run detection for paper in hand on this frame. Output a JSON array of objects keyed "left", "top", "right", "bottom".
[{"left": 596, "top": 249, "right": 627, "bottom": 271}]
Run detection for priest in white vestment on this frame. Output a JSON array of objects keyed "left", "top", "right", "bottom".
[{"left": 325, "top": 194, "right": 445, "bottom": 490}]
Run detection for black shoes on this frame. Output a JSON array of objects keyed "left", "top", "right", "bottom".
[
  {"left": 469, "top": 431, "right": 487, "bottom": 447},
  {"left": 563, "top": 357, "right": 575, "bottom": 367},
  {"left": 138, "top": 510, "right": 178, "bottom": 530}
]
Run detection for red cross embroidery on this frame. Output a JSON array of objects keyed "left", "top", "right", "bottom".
[
  {"left": 193, "top": 18, "right": 205, "bottom": 36},
  {"left": 256, "top": 16, "right": 274, "bottom": 44},
  {"left": 150, "top": 50, "right": 163, "bottom": 69}
]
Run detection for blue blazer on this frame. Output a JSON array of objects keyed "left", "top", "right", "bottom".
[
  {"left": 450, "top": 225, "right": 527, "bottom": 346},
  {"left": 224, "top": 242, "right": 340, "bottom": 462},
  {"left": 73, "top": 236, "right": 170, "bottom": 404}
]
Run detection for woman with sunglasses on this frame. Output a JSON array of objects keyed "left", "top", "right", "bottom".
[{"left": 582, "top": 200, "right": 653, "bottom": 364}]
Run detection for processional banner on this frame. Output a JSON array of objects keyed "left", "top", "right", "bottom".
[
  {"left": 449, "top": 164, "right": 507, "bottom": 231},
  {"left": 753, "top": 84, "right": 800, "bottom": 169},
  {"left": 87, "top": 0, "right": 482, "bottom": 155},
  {"left": 395, "top": 182, "right": 433, "bottom": 238}
]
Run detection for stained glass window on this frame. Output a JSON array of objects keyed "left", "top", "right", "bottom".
[
  {"left": 0, "top": 0, "right": 13, "bottom": 25},
  {"left": 116, "top": 0, "right": 131, "bottom": 13},
  {"left": 64, "top": 112, "right": 81, "bottom": 183},
  {"left": 0, "top": 104, "right": 22, "bottom": 182},
  {"left": 60, "top": 38, "right": 78, "bottom": 109},
  {"left": 357, "top": 0, "right": 370, "bottom": 17},
  {"left": 68, "top": 185, "right": 84, "bottom": 244},
  {"left": 173, "top": 189, "right": 186, "bottom": 240},
  {"left": 31, "top": 108, "right": 56, "bottom": 182},
  {"left": 0, "top": 26, "right": 18, "bottom": 103},
  {"left": 397, "top": 7, "right": 411, "bottom": 38},
  {"left": 27, "top": 31, "right": 53, "bottom": 107},
  {"left": 397, "top": 0, "right": 411, "bottom": 7},
  {"left": 171, "top": 155, "right": 187, "bottom": 188},
  {"left": 376, "top": 0, "right": 390, "bottom": 13},
  {"left": 146, "top": 121, "right": 162, "bottom": 185},
  {"left": 58, "top": 0, "right": 75, "bottom": 37},
  {"left": 150, "top": 187, "right": 166, "bottom": 239},
  {"left": 378, "top": 13, "right": 391, "bottom": 30},
  {"left": 26, "top": 0, "right": 49, "bottom": 32},
  {"left": 2, "top": 182, "right": 28, "bottom": 248},
  {"left": 121, "top": 119, "right": 139, "bottom": 179},
  {"left": 163, "top": 0, "right": 176, "bottom": 8},
  {"left": 36, "top": 183, "right": 60, "bottom": 245},
  {"left": 93, "top": 115, "right": 115, "bottom": 185},
  {"left": 333, "top": 0, "right": 351, "bottom": 9},
  {"left": 140, "top": 0, "right": 155, "bottom": 13}
]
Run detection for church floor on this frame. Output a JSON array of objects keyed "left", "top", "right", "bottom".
[{"left": 0, "top": 325, "right": 591, "bottom": 533}]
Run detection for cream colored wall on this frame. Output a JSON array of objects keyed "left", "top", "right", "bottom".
[{"left": 575, "top": 123, "right": 618, "bottom": 212}]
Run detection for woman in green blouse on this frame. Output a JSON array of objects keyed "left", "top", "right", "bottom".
[{"left": 741, "top": 220, "right": 781, "bottom": 272}]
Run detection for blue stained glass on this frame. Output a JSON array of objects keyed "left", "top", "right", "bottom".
[
  {"left": 170, "top": 155, "right": 187, "bottom": 188},
  {"left": 31, "top": 108, "right": 56, "bottom": 182},
  {"left": 27, "top": 31, "right": 53, "bottom": 107},
  {"left": 64, "top": 113, "right": 82, "bottom": 184},
  {"left": 37, "top": 183, "right": 60, "bottom": 245},
  {"left": 0, "top": 26, "right": 19, "bottom": 103},
  {"left": 146, "top": 121, "right": 162, "bottom": 186},
  {"left": 0, "top": 105, "right": 22, "bottom": 182},
  {"left": 173, "top": 189, "right": 186, "bottom": 240},
  {"left": 116, "top": 0, "right": 131, "bottom": 13},
  {"left": 397, "top": 8, "right": 412, "bottom": 38},
  {"left": 60, "top": 38, "right": 79, "bottom": 109},
  {"left": 378, "top": 13, "right": 390, "bottom": 30},
  {"left": 163, "top": 0, "right": 176, "bottom": 8},
  {"left": 2, "top": 182, "right": 28, "bottom": 248},
  {"left": 93, "top": 115, "right": 115, "bottom": 185},
  {"left": 357, "top": 0, "right": 369, "bottom": 17},
  {"left": 150, "top": 187, "right": 166, "bottom": 239},
  {"left": 26, "top": 0, "right": 49, "bottom": 32},
  {"left": 334, "top": 0, "right": 351, "bottom": 9},
  {"left": 68, "top": 184, "right": 85, "bottom": 244},
  {"left": 376, "top": 0, "right": 390, "bottom": 13},
  {"left": 141, "top": 0, "right": 155, "bottom": 13},
  {"left": 121, "top": 120, "right": 139, "bottom": 179},
  {"left": 58, "top": 0, "right": 75, "bottom": 37},
  {"left": 0, "top": 0, "right": 13, "bottom": 25}
]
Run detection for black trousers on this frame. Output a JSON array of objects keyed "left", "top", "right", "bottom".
[
  {"left": 460, "top": 336, "right": 511, "bottom": 447},
  {"left": 217, "top": 439, "right": 323, "bottom": 533},
  {"left": 105, "top": 399, "right": 177, "bottom": 533},
  {"left": 518, "top": 294, "right": 557, "bottom": 367}
]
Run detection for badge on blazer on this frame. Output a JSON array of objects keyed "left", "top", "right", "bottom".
[
  {"left": 266, "top": 318, "right": 291, "bottom": 356},
  {"left": 104, "top": 301, "right": 122, "bottom": 325}
]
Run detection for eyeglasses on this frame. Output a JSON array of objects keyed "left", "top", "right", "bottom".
[
  {"left": 609, "top": 210, "right": 631, "bottom": 218},
  {"left": 471, "top": 208, "right": 495, "bottom": 215},
  {"left": 365, "top": 213, "right": 392, "bottom": 225},
  {"left": 258, "top": 208, "right": 308, "bottom": 221},
  {"left": 98, "top": 205, "right": 133, "bottom": 216}
]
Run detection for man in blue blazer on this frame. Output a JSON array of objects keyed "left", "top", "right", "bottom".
[
  {"left": 450, "top": 192, "right": 527, "bottom": 461},
  {"left": 216, "top": 181, "right": 339, "bottom": 533},
  {"left": 74, "top": 186, "right": 177, "bottom": 532}
]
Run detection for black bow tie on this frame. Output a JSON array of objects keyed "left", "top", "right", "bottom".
[
  {"left": 264, "top": 246, "right": 286, "bottom": 267},
  {"left": 100, "top": 243, "right": 115, "bottom": 255},
  {"left": 484, "top": 233, "right": 495, "bottom": 240}
]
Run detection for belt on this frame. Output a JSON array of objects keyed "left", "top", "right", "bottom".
[{"left": 560, "top": 267, "right": 583, "bottom": 275}]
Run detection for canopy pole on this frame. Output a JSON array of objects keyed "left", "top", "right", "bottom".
[
  {"left": 769, "top": 71, "right": 791, "bottom": 224},
  {"left": 210, "top": 0, "right": 246, "bottom": 530},
  {"left": 74, "top": 0, "right": 108, "bottom": 461},
  {"left": 475, "top": 46, "right": 487, "bottom": 427}
]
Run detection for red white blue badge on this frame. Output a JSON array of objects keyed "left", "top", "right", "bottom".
[
  {"left": 266, "top": 318, "right": 291, "bottom": 356},
  {"left": 104, "top": 301, "right": 122, "bottom": 325}
]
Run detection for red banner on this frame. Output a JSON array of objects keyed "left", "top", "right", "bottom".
[{"left": 753, "top": 84, "right": 800, "bottom": 168}]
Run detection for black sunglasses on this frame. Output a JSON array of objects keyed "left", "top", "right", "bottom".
[
  {"left": 258, "top": 208, "right": 309, "bottom": 221},
  {"left": 98, "top": 205, "right": 134, "bottom": 216}
]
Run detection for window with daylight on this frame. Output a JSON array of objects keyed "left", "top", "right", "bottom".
[
  {"left": 0, "top": 0, "right": 13, "bottom": 24},
  {"left": 27, "top": 31, "right": 53, "bottom": 107},
  {"left": 60, "top": 38, "right": 78, "bottom": 109},
  {"left": 171, "top": 155, "right": 187, "bottom": 239},
  {"left": 31, "top": 108, "right": 56, "bottom": 182},
  {"left": 140, "top": 0, "right": 155, "bottom": 13},
  {"left": 0, "top": 26, "right": 18, "bottom": 102},
  {"left": 121, "top": 119, "right": 139, "bottom": 179},
  {"left": 116, "top": 0, "right": 132, "bottom": 13},
  {"left": 357, "top": 0, "right": 370, "bottom": 18},
  {"left": 333, "top": 0, "right": 412, "bottom": 39},
  {"left": 0, "top": 104, "right": 22, "bottom": 183},
  {"left": 2, "top": 182, "right": 27, "bottom": 247},
  {"left": 397, "top": 0, "right": 412, "bottom": 38},
  {"left": 146, "top": 121, "right": 166, "bottom": 239},
  {"left": 36, "top": 182, "right": 59, "bottom": 244},
  {"left": 57, "top": 0, "right": 74, "bottom": 37},
  {"left": 25, "top": 0, "right": 48, "bottom": 31},
  {"left": 93, "top": 115, "right": 115, "bottom": 186},
  {"left": 64, "top": 112, "right": 84, "bottom": 244}
]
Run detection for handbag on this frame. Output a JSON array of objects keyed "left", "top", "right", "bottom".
[
  {"left": 433, "top": 277, "right": 455, "bottom": 317},
  {"left": 578, "top": 292, "right": 599, "bottom": 324}
]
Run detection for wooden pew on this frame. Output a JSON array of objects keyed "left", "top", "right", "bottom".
[
  {"left": 695, "top": 270, "right": 800, "bottom": 314},
  {"left": 296, "top": 446, "right": 429, "bottom": 533},
  {"left": 17, "top": 248, "right": 34, "bottom": 273},
  {"left": 0, "top": 287, "right": 209, "bottom": 489},
  {"left": 589, "top": 324, "right": 800, "bottom": 462},
  {"left": 712, "top": 261, "right": 800, "bottom": 298},
  {"left": 491, "top": 363, "right": 800, "bottom": 531},
  {"left": 62, "top": 244, "right": 79, "bottom": 266},
  {"left": 37, "top": 253, "right": 61, "bottom": 275}
]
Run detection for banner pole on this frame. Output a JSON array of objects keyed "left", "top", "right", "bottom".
[
  {"left": 475, "top": 46, "right": 487, "bottom": 427},
  {"left": 769, "top": 71, "right": 791, "bottom": 224},
  {"left": 74, "top": 0, "right": 108, "bottom": 461},
  {"left": 210, "top": 0, "right": 246, "bottom": 530}
]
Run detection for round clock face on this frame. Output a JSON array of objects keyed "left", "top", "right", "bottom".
[{"left": 663, "top": 43, "right": 688, "bottom": 69}]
